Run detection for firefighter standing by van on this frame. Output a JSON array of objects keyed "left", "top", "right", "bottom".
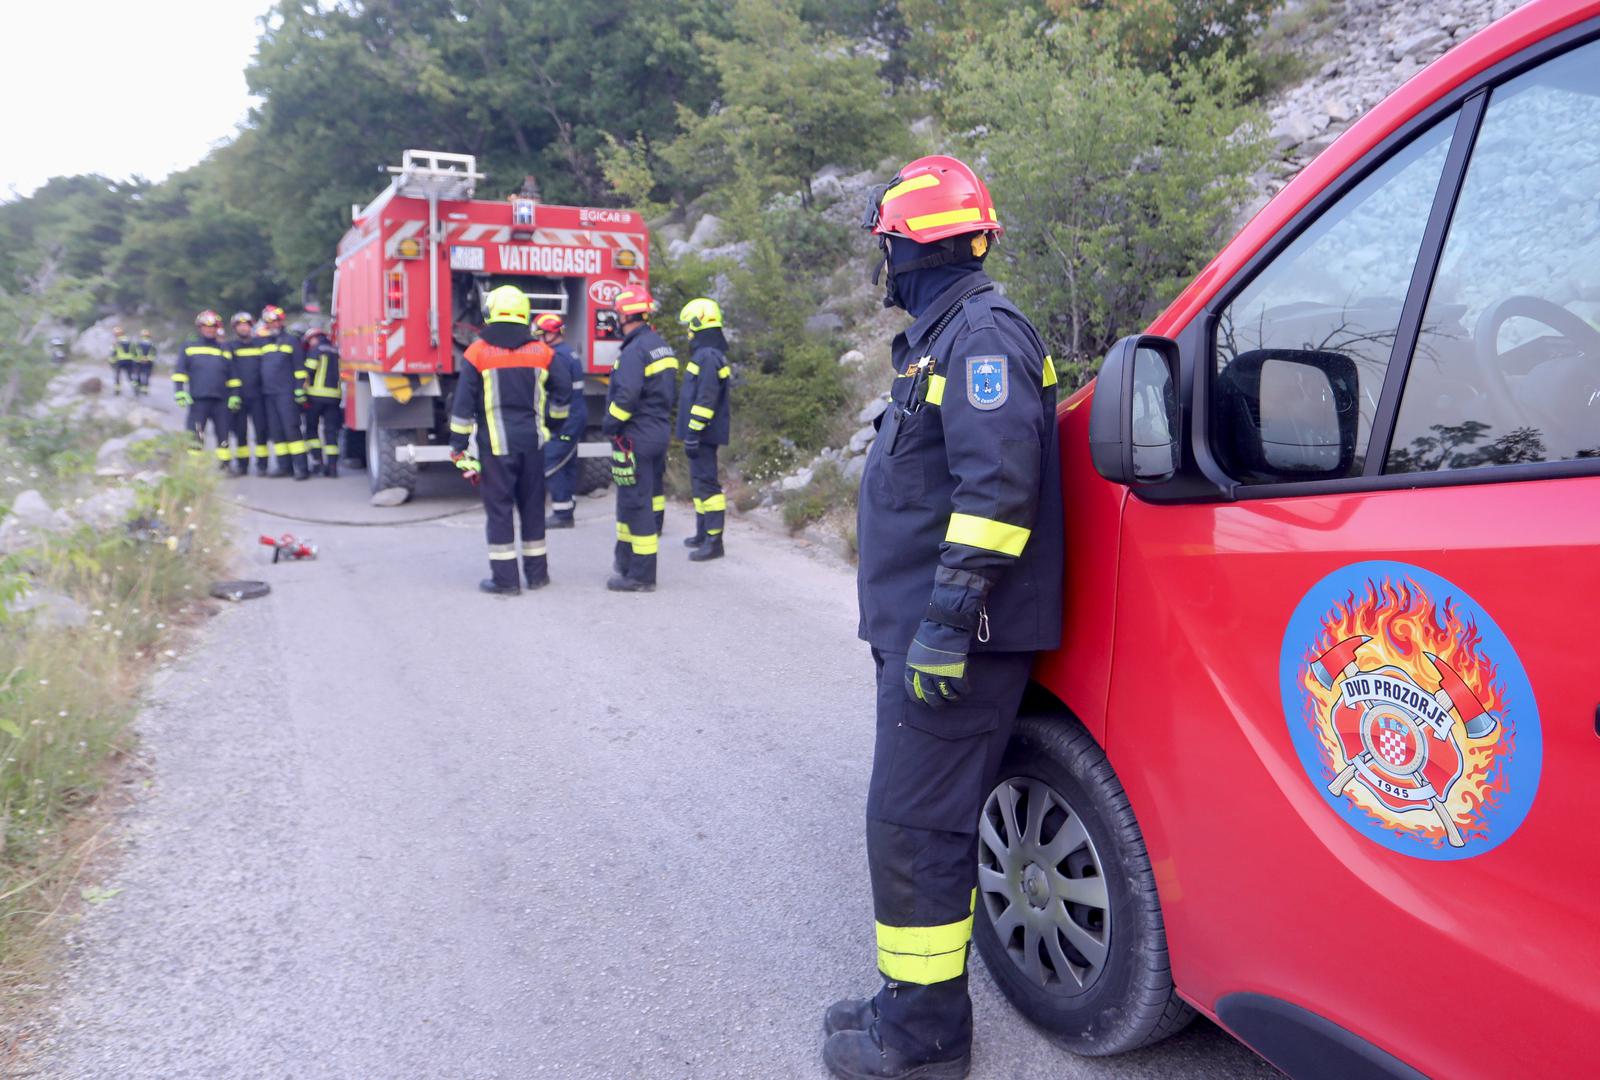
[
  {"left": 535, "top": 312, "right": 588, "bottom": 528},
  {"left": 224, "top": 312, "right": 270, "bottom": 475},
  {"left": 109, "top": 327, "right": 136, "bottom": 395},
  {"left": 134, "top": 330, "right": 156, "bottom": 396},
  {"left": 601, "top": 286, "right": 676, "bottom": 593},
  {"left": 823, "top": 156, "right": 1064, "bottom": 1080},
  {"left": 173, "top": 310, "right": 242, "bottom": 470},
  {"left": 675, "top": 298, "right": 731, "bottom": 561},
  {"left": 257, "top": 304, "right": 311, "bottom": 480},
  {"left": 448, "top": 285, "right": 573, "bottom": 595},
  {"left": 299, "top": 327, "right": 343, "bottom": 477}
]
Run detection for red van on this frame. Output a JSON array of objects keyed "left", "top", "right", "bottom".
[{"left": 974, "top": 2, "right": 1600, "bottom": 1076}]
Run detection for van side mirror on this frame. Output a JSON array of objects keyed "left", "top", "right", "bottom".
[{"left": 1089, "top": 335, "right": 1182, "bottom": 486}]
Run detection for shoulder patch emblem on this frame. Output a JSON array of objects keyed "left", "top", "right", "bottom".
[{"left": 966, "top": 355, "right": 1008, "bottom": 410}]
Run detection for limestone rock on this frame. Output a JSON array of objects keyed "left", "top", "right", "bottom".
[
  {"left": 838, "top": 349, "right": 865, "bottom": 367},
  {"left": 77, "top": 487, "right": 140, "bottom": 529},
  {"left": 848, "top": 425, "right": 876, "bottom": 454},
  {"left": 857, "top": 397, "right": 888, "bottom": 424},
  {"left": 843, "top": 455, "right": 868, "bottom": 482},
  {"left": 370, "top": 487, "right": 411, "bottom": 507},
  {"left": 4, "top": 587, "right": 88, "bottom": 630},
  {"left": 95, "top": 427, "right": 167, "bottom": 477},
  {"left": 780, "top": 468, "right": 814, "bottom": 493}
]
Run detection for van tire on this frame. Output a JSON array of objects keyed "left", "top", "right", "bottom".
[
  {"left": 972, "top": 713, "right": 1194, "bottom": 1056},
  {"left": 576, "top": 455, "right": 611, "bottom": 495},
  {"left": 367, "top": 427, "right": 417, "bottom": 497}
]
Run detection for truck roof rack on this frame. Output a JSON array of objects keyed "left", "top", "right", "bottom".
[{"left": 354, "top": 149, "right": 486, "bottom": 221}]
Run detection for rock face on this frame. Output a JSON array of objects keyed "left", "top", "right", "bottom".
[
  {"left": 1254, "top": 0, "right": 1517, "bottom": 205},
  {"left": 77, "top": 487, "right": 140, "bottom": 528},
  {"left": 3, "top": 587, "right": 88, "bottom": 630},
  {"left": 0, "top": 489, "right": 74, "bottom": 553},
  {"left": 95, "top": 427, "right": 168, "bottom": 477}
]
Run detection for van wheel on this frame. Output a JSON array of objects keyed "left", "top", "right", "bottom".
[
  {"left": 576, "top": 455, "right": 611, "bottom": 496},
  {"left": 972, "top": 714, "right": 1194, "bottom": 1055},
  {"left": 367, "top": 427, "right": 417, "bottom": 498}
]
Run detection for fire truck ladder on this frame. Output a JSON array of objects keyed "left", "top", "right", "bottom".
[{"left": 386, "top": 150, "right": 486, "bottom": 347}]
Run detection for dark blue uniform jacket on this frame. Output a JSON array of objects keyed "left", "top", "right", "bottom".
[
  {"left": 601, "top": 324, "right": 677, "bottom": 454},
  {"left": 856, "top": 270, "right": 1064, "bottom": 654},
  {"left": 548, "top": 343, "right": 589, "bottom": 439},
  {"left": 675, "top": 337, "right": 731, "bottom": 445}
]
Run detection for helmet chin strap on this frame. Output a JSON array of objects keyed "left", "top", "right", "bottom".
[{"left": 873, "top": 236, "right": 968, "bottom": 309}]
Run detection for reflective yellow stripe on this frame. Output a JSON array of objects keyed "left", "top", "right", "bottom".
[
  {"left": 876, "top": 909, "right": 974, "bottom": 985},
  {"left": 685, "top": 362, "right": 700, "bottom": 376},
  {"left": 609, "top": 401, "right": 632, "bottom": 422},
  {"left": 616, "top": 523, "right": 633, "bottom": 541},
  {"left": 690, "top": 405, "right": 715, "bottom": 420},
  {"left": 904, "top": 207, "right": 983, "bottom": 232},
  {"left": 254, "top": 446, "right": 270, "bottom": 457},
  {"left": 702, "top": 494, "right": 726, "bottom": 512},
  {"left": 692, "top": 497, "right": 705, "bottom": 512},
  {"left": 717, "top": 365, "right": 731, "bottom": 378},
  {"left": 273, "top": 442, "right": 289, "bottom": 454},
  {"left": 450, "top": 418, "right": 474, "bottom": 435},
  {"left": 925, "top": 374, "right": 945, "bottom": 407},
  {"left": 883, "top": 173, "right": 940, "bottom": 202},
  {"left": 232, "top": 447, "right": 250, "bottom": 459},
  {"left": 549, "top": 404, "right": 570, "bottom": 419},
  {"left": 213, "top": 447, "right": 231, "bottom": 461},
  {"left": 688, "top": 420, "right": 706, "bottom": 432},
  {"left": 1042, "top": 354, "right": 1057, "bottom": 388},
  {"left": 651, "top": 495, "right": 666, "bottom": 512},
  {"left": 171, "top": 373, "right": 190, "bottom": 382},
  {"left": 521, "top": 541, "right": 547, "bottom": 557},
  {"left": 946, "top": 512, "right": 1030, "bottom": 557},
  {"left": 484, "top": 370, "right": 505, "bottom": 456},
  {"left": 226, "top": 378, "right": 242, "bottom": 388},
  {"left": 644, "top": 357, "right": 678, "bottom": 377},
  {"left": 288, "top": 440, "right": 307, "bottom": 454},
  {"left": 629, "top": 533, "right": 660, "bottom": 555},
  {"left": 188, "top": 346, "right": 224, "bottom": 356}
]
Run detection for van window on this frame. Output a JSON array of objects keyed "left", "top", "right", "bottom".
[
  {"left": 1213, "top": 114, "right": 1457, "bottom": 483},
  {"left": 1387, "top": 42, "right": 1600, "bottom": 473}
]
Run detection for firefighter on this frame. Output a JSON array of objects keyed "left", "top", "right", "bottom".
[
  {"left": 109, "top": 326, "right": 136, "bottom": 396},
  {"left": 299, "top": 327, "right": 343, "bottom": 477},
  {"left": 257, "top": 304, "right": 311, "bottom": 480},
  {"left": 823, "top": 156, "right": 1063, "bottom": 1080},
  {"left": 134, "top": 329, "right": 156, "bottom": 396},
  {"left": 173, "top": 310, "right": 242, "bottom": 471},
  {"left": 448, "top": 285, "right": 573, "bottom": 595},
  {"left": 675, "top": 298, "right": 732, "bottom": 561},
  {"left": 600, "top": 286, "right": 676, "bottom": 593},
  {"left": 224, "top": 312, "right": 270, "bottom": 475},
  {"left": 535, "top": 312, "right": 588, "bottom": 528}
]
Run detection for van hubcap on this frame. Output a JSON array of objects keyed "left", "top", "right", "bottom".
[{"left": 978, "top": 776, "right": 1111, "bottom": 994}]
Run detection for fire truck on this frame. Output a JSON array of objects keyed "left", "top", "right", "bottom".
[{"left": 328, "top": 149, "right": 649, "bottom": 498}]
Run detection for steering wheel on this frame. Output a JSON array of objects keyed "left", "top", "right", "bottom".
[{"left": 1472, "top": 295, "right": 1600, "bottom": 428}]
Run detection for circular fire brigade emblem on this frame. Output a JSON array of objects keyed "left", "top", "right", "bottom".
[{"left": 1279, "top": 561, "right": 1541, "bottom": 860}]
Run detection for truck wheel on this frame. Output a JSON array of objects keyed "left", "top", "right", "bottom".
[
  {"left": 972, "top": 713, "right": 1195, "bottom": 1056},
  {"left": 576, "top": 455, "right": 611, "bottom": 496},
  {"left": 366, "top": 427, "right": 417, "bottom": 497}
]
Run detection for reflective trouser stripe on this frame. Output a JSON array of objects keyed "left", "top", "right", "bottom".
[
  {"left": 488, "top": 543, "right": 518, "bottom": 560},
  {"left": 274, "top": 442, "right": 289, "bottom": 454},
  {"left": 945, "top": 513, "right": 1030, "bottom": 557},
  {"left": 521, "top": 541, "right": 547, "bottom": 557},
  {"left": 701, "top": 493, "right": 726, "bottom": 512},
  {"left": 693, "top": 497, "right": 703, "bottom": 512},
  {"left": 214, "top": 447, "right": 231, "bottom": 461},
  {"left": 325, "top": 445, "right": 339, "bottom": 457},
  {"left": 255, "top": 446, "right": 270, "bottom": 457},
  {"left": 876, "top": 892, "right": 975, "bottom": 985},
  {"left": 629, "top": 533, "right": 659, "bottom": 555},
  {"left": 651, "top": 495, "right": 666, "bottom": 512},
  {"left": 616, "top": 523, "right": 633, "bottom": 541},
  {"left": 551, "top": 500, "right": 574, "bottom": 511},
  {"left": 306, "top": 438, "right": 322, "bottom": 450},
  {"left": 288, "top": 439, "right": 307, "bottom": 454},
  {"left": 233, "top": 446, "right": 250, "bottom": 459}
]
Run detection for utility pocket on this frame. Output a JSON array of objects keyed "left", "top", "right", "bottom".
[
  {"left": 868, "top": 406, "right": 933, "bottom": 509},
  {"left": 872, "top": 701, "right": 1000, "bottom": 834}
]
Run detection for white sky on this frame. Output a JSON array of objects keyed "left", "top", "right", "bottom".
[{"left": 0, "top": 0, "right": 270, "bottom": 200}]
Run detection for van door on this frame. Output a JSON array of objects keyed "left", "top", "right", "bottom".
[{"left": 1108, "top": 38, "right": 1600, "bottom": 1078}]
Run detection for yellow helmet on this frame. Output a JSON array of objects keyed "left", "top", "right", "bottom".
[
  {"left": 485, "top": 285, "right": 531, "bottom": 325},
  {"left": 678, "top": 297, "right": 723, "bottom": 332}
]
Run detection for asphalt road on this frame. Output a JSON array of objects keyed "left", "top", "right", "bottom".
[{"left": 35, "top": 459, "right": 1276, "bottom": 1079}]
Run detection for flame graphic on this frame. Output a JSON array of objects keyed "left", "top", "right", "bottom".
[{"left": 1301, "top": 576, "right": 1516, "bottom": 848}]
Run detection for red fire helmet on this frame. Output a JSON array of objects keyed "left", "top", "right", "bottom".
[{"left": 866, "top": 155, "right": 1003, "bottom": 245}]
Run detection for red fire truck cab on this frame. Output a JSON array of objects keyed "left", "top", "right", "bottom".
[
  {"left": 331, "top": 150, "right": 649, "bottom": 498},
  {"left": 972, "top": 2, "right": 1600, "bottom": 1077}
]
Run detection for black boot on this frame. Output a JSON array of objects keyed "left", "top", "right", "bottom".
[
  {"left": 607, "top": 552, "right": 656, "bottom": 592},
  {"left": 824, "top": 998, "right": 876, "bottom": 1038},
  {"left": 269, "top": 463, "right": 292, "bottom": 478},
  {"left": 231, "top": 460, "right": 249, "bottom": 477},
  {"left": 606, "top": 574, "right": 655, "bottom": 593},
  {"left": 293, "top": 455, "right": 311, "bottom": 481},
  {"left": 822, "top": 1028, "right": 970, "bottom": 1080},
  {"left": 479, "top": 578, "right": 521, "bottom": 596},
  {"left": 683, "top": 513, "right": 706, "bottom": 548},
  {"left": 547, "top": 514, "right": 575, "bottom": 529},
  {"left": 613, "top": 541, "right": 630, "bottom": 577},
  {"left": 689, "top": 535, "right": 724, "bottom": 562},
  {"left": 323, "top": 459, "right": 339, "bottom": 478},
  {"left": 524, "top": 556, "right": 550, "bottom": 590},
  {"left": 255, "top": 459, "right": 270, "bottom": 476}
]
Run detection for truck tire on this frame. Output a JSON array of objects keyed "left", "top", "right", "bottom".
[
  {"left": 367, "top": 427, "right": 417, "bottom": 498},
  {"left": 972, "top": 712, "right": 1195, "bottom": 1056},
  {"left": 576, "top": 455, "right": 611, "bottom": 496}
]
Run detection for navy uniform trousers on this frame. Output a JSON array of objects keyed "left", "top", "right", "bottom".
[
  {"left": 186, "top": 397, "right": 233, "bottom": 465},
  {"left": 867, "top": 648, "right": 1033, "bottom": 1058},
  {"left": 613, "top": 449, "right": 666, "bottom": 583},
  {"left": 481, "top": 449, "right": 547, "bottom": 588}
]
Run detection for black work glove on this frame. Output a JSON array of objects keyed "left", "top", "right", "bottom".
[{"left": 904, "top": 618, "right": 975, "bottom": 708}]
